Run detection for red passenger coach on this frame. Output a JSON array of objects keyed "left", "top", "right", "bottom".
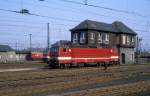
[
  {"left": 31, "top": 52, "right": 44, "bottom": 60},
  {"left": 49, "top": 47, "right": 119, "bottom": 68}
]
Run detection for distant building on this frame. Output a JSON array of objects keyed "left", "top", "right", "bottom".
[
  {"left": 51, "top": 40, "right": 71, "bottom": 47},
  {"left": 0, "top": 45, "right": 29, "bottom": 62},
  {"left": 15, "top": 50, "right": 30, "bottom": 61},
  {"left": 0, "top": 45, "right": 16, "bottom": 62},
  {"left": 70, "top": 20, "right": 137, "bottom": 64}
]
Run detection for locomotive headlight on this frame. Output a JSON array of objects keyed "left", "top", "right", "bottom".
[
  {"left": 110, "top": 49, "right": 113, "bottom": 53},
  {"left": 69, "top": 49, "right": 71, "bottom": 52}
]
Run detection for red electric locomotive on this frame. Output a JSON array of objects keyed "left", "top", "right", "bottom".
[{"left": 49, "top": 46, "right": 119, "bottom": 68}]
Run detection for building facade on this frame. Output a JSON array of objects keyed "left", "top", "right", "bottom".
[
  {"left": 70, "top": 20, "right": 137, "bottom": 64},
  {"left": 0, "top": 45, "right": 26, "bottom": 63}
]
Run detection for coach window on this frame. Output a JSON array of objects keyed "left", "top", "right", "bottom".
[
  {"left": 73, "top": 33, "right": 78, "bottom": 43},
  {"left": 80, "top": 32, "right": 85, "bottom": 43}
]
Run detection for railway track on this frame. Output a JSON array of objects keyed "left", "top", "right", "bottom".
[
  {"left": 64, "top": 80, "right": 150, "bottom": 96},
  {"left": 0, "top": 64, "right": 149, "bottom": 96}
]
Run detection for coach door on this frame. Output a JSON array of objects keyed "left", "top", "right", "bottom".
[{"left": 121, "top": 53, "right": 125, "bottom": 64}]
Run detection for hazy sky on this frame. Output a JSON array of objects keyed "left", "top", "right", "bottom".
[{"left": 0, "top": 0, "right": 150, "bottom": 50}]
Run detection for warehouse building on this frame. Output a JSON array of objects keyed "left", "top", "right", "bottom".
[
  {"left": 0, "top": 45, "right": 26, "bottom": 62},
  {"left": 0, "top": 45, "right": 16, "bottom": 63}
]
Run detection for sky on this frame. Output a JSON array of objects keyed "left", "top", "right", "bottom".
[{"left": 0, "top": 0, "right": 150, "bottom": 50}]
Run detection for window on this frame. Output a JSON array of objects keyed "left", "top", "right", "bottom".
[
  {"left": 98, "top": 33, "right": 102, "bottom": 43},
  {"left": 126, "top": 36, "right": 130, "bottom": 45},
  {"left": 63, "top": 48, "right": 67, "bottom": 52},
  {"left": 80, "top": 32, "right": 85, "bottom": 43},
  {"left": 50, "top": 47, "right": 58, "bottom": 52},
  {"left": 131, "top": 36, "right": 135, "bottom": 45},
  {"left": 122, "top": 35, "right": 126, "bottom": 44},
  {"left": 90, "top": 33, "right": 95, "bottom": 40},
  {"left": 105, "top": 33, "right": 109, "bottom": 41},
  {"left": 102, "top": 33, "right": 109, "bottom": 44},
  {"left": 73, "top": 33, "right": 78, "bottom": 43}
]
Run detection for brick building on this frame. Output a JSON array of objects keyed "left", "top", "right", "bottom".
[{"left": 70, "top": 20, "right": 137, "bottom": 64}]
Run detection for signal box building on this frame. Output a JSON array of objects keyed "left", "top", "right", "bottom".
[{"left": 70, "top": 20, "right": 137, "bottom": 64}]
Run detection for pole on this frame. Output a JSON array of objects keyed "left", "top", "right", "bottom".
[
  {"left": 136, "top": 37, "right": 139, "bottom": 64},
  {"left": 139, "top": 38, "right": 142, "bottom": 54},
  {"left": 15, "top": 42, "right": 18, "bottom": 51},
  {"left": 47, "top": 23, "right": 50, "bottom": 49},
  {"left": 29, "top": 33, "right": 32, "bottom": 52}
]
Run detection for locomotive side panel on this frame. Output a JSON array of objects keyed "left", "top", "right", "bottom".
[
  {"left": 71, "top": 48, "right": 118, "bottom": 63},
  {"left": 49, "top": 47, "right": 119, "bottom": 67},
  {"left": 58, "top": 48, "right": 72, "bottom": 64}
]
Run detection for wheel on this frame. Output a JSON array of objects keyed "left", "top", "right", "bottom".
[
  {"left": 60, "top": 64, "right": 65, "bottom": 69},
  {"left": 65, "top": 64, "right": 70, "bottom": 69}
]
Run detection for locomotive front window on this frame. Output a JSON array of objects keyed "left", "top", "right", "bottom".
[{"left": 50, "top": 47, "right": 58, "bottom": 52}]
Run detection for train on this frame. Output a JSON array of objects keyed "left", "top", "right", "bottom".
[
  {"left": 26, "top": 51, "right": 50, "bottom": 61},
  {"left": 43, "top": 49, "right": 51, "bottom": 63},
  {"left": 48, "top": 46, "right": 119, "bottom": 68},
  {"left": 31, "top": 52, "right": 44, "bottom": 60}
]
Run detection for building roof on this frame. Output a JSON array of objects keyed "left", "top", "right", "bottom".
[
  {"left": 71, "top": 20, "right": 137, "bottom": 35},
  {"left": 112, "top": 21, "right": 137, "bottom": 35},
  {"left": 51, "top": 40, "right": 71, "bottom": 47},
  {"left": 0, "top": 45, "right": 14, "bottom": 52}
]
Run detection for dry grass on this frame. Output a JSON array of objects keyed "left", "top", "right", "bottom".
[
  {"left": 65, "top": 81, "right": 150, "bottom": 96},
  {"left": 0, "top": 61, "right": 47, "bottom": 69},
  {"left": 0, "top": 64, "right": 149, "bottom": 96}
]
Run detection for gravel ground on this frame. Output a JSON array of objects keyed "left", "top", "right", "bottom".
[
  {"left": 0, "top": 61, "right": 47, "bottom": 69},
  {"left": 0, "top": 64, "right": 149, "bottom": 96}
]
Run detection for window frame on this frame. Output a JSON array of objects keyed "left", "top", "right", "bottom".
[
  {"left": 98, "top": 32, "right": 102, "bottom": 43},
  {"left": 73, "top": 33, "right": 78, "bottom": 43},
  {"left": 122, "top": 35, "right": 126, "bottom": 45},
  {"left": 105, "top": 33, "right": 109, "bottom": 41},
  {"left": 126, "top": 36, "right": 130, "bottom": 45},
  {"left": 80, "top": 32, "right": 86, "bottom": 43},
  {"left": 102, "top": 33, "right": 109, "bottom": 44},
  {"left": 90, "top": 32, "right": 95, "bottom": 40}
]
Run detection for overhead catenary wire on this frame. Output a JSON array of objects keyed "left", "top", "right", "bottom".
[
  {"left": 0, "top": 8, "right": 80, "bottom": 23},
  {"left": 1, "top": 0, "right": 148, "bottom": 27},
  {"left": 58, "top": 0, "right": 150, "bottom": 19},
  {"left": 0, "top": 8, "right": 148, "bottom": 33},
  {"left": 0, "top": 1, "right": 149, "bottom": 49},
  {"left": 0, "top": 18, "right": 75, "bottom": 27}
]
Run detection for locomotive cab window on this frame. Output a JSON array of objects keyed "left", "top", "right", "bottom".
[
  {"left": 50, "top": 47, "right": 58, "bottom": 52},
  {"left": 63, "top": 48, "right": 67, "bottom": 52}
]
